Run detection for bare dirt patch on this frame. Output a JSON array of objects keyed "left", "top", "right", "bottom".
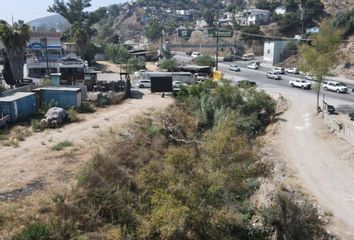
[{"left": 0, "top": 91, "right": 174, "bottom": 237}]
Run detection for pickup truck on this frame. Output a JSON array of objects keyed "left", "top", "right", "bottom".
[
  {"left": 266, "top": 71, "right": 281, "bottom": 80},
  {"left": 289, "top": 79, "right": 311, "bottom": 89}
]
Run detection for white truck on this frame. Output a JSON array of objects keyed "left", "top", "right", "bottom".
[{"left": 289, "top": 79, "right": 311, "bottom": 89}]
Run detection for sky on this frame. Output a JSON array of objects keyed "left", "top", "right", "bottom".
[{"left": 0, "top": 0, "right": 129, "bottom": 23}]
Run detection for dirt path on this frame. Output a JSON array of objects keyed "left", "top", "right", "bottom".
[
  {"left": 0, "top": 90, "right": 173, "bottom": 194},
  {"left": 279, "top": 95, "right": 354, "bottom": 236}
]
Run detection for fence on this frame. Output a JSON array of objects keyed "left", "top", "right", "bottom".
[{"left": 323, "top": 113, "right": 354, "bottom": 145}]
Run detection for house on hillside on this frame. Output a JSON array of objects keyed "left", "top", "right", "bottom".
[
  {"left": 275, "top": 6, "right": 286, "bottom": 15},
  {"left": 196, "top": 19, "right": 209, "bottom": 29},
  {"left": 236, "top": 9, "right": 270, "bottom": 26},
  {"left": 263, "top": 40, "right": 290, "bottom": 65},
  {"left": 219, "top": 12, "right": 234, "bottom": 26},
  {"left": 306, "top": 27, "right": 320, "bottom": 34}
]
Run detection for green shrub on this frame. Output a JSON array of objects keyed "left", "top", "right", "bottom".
[
  {"left": 52, "top": 140, "right": 73, "bottom": 151},
  {"left": 31, "top": 119, "right": 45, "bottom": 132},
  {"left": 15, "top": 223, "right": 50, "bottom": 240},
  {"left": 68, "top": 108, "right": 79, "bottom": 122},
  {"left": 76, "top": 102, "right": 95, "bottom": 113}
]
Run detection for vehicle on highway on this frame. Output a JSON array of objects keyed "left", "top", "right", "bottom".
[
  {"left": 137, "top": 80, "right": 151, "bottom": 88},
  {"left": 323, "top": 81, "right": 348, "bottom": 93},
  {"left": 272, "top": 67, "right": 285, "bottom": 74},
  {"left": 191, "top": 52, "right": 201, "bottom": 58},
  {"left": 223, "top": 55, "right": 242, "bottom": 62},
  {"left": 266, "top": 71, "right": 281, "bottom": 80},
  {"left": 305, "top": 74, "right": 317, "bottom": 81},
  {"left": 242, "top": 53, "right": 255, "bottom": 61},
  {"left": 286, "top": 67, "right": 299, "bottom": 74},
  {"left": 349, "top": 111, "right": 354, "bottom": 121},
  {"left": 247, "top": 62, "right": 259, "bottom": 70},
  {"left": 173, "top": 80, "right": 187, "bottom": 88},
  {"left": 236, "top": 80, "right": 256, "bottom": 87},
  {"left": 289, "top": 79, "right": 311, "bottom": 89},
  {"left": 229, "top": 64, "right": 241, "bottom": 72}
]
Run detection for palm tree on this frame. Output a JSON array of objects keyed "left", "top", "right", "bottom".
[{"left": 0, "top": 20, "right": 30, "bottom": 86}]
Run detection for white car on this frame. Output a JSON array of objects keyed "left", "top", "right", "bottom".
[
  {"left": 137, "top": 80, "right": 151, "bottom": 88},
  {"left": 247, "top": 62, "right": 259, "bottom": 70},
  {"left": 289, "top": 79, "right": 311, "bottom": 89},
  {"left": 305, "top": 74, "right": 316, "bottom": 81},
  {"left": 266, "top": 71, "right": 281, "bottom": 80},
  {"left": 191, "top": 52, "right": 201, "bottom": 58},
  {"left": 286, "top": 67, "right": 299, "bottom": 74},
  {"left": 323, "top": 81, "right": 348, "bottom": 93},
  {"left": 172, "top": 81, "right": 187, "bottom": 88},
  {"left": 229, "top": 64, "right": 240, "bottom": 72},
  {"left": 272, "top": 67, "right": 285, "bottom": 74}
]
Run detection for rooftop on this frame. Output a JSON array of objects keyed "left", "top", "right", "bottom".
[
  {"left": 0, "top": 92, "right": 36, "bottom": 102},
  {"left": 34, "top": 87, "right": 81, "bottom": 92}
]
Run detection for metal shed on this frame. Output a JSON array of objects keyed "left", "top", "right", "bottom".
[
  {"left": 34, "top": 87, "right": 82, "bottom": 108},
  {"left": 0, "top": 92, "right": 38, "bottom": 122}
]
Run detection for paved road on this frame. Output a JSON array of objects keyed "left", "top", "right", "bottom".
[{"left": 173, "top": 54, "right": 354, "bottom": 109}]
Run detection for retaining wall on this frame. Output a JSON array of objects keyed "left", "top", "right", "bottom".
[{"left": 323, "top": 113, "right": 354, "bottom": 145}]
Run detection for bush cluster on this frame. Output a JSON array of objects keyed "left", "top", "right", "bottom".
[{"left": 16, "top": 82, "right": 329, "bottom": 239}]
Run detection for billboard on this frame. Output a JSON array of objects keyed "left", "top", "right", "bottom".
[
  {"left": 177, "top": 29, "right": 194, "bottom": 39},
  {"left": 207, "top": 29, "right": 233, "bottom": 38},
  {"left": 151, "top": 76, "right": 173, "bottom": 93}
]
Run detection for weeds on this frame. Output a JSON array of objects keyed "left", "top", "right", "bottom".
[
  {"left": 31, "top": 119, "right": 45, "bottom": 132},
  {"left": 68, "top": 108, "right": 79, "bottom": 122},
  {"left": 52, "top": 141, "right": 73, "bottom": 151}
]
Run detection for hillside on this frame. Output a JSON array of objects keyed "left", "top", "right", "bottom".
[{"left": 27, "top": 14, "right": 70, "bottom": 32}]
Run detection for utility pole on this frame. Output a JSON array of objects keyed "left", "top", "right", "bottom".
[
  {"left": 41, "top": 37, "right": 50, "bottom": 76},
  {"left": 215, "top": 12, "right": 219, "bottom": 70}
]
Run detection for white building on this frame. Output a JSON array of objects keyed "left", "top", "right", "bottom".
[
  {"left": 196, "top": 19, "right": 209, "bottom": 29},
  {"left": 219, "top": 12, "right": 234, "bottom": 26},
  {"left": 275, "top": 6, "right": 286, "bottom": 15},
  {"left": 263, "top": 40, "right": 290, "bottom": 65},
  {"left": 236, "top": 9, "right": 270, "bottom": 26}
]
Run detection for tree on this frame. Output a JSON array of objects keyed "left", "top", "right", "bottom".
[
  {"left": 0, "top": 20, "right": 30, "bottom": 86},
  {"left": 196, "top": 55, "right": 214, "bottom": 67},
  {"left": 127, "top": 57, "right": 145, "bottom": 74},
  {"left": 299, "top": 20, "right": 343, "bottom": 111},
  {"left": 2, "top": 54, "right": 15, "bottom": 87},
  {"left": 333, "top": 9, "right": 354, "bottom": 37},
  {"left": 104, "top": 44, "right": 131, "bottom": 64},
  {"left": 203, "top": 9, "right": 215, "bottom": 27},
  {"left": 159, "top": 59, "right": 176, "bottom": 71},
  {"left": 48, "top": 0, "right": 95, "bottom": 58},
  {"left": 146, "top": 19, "right": 162, "bottom": 41},
  {"left": 285, "top": 0, "right": 298, "bottom": 12}
]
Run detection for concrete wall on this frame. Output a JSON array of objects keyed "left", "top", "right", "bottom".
[
  {"left": 263, "top": 41, "right": 289, "bottom": 65},
  {"left": 323, "top": 113, "right": 354, "bottom": 146}
]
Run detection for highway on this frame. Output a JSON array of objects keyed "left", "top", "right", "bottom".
[{"left": 173, "top": 53, "right": 354, "bottom": 111}]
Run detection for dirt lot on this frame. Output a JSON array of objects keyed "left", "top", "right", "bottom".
[{"left": 0, "top": 90, "right": 173, "bottom": 237}]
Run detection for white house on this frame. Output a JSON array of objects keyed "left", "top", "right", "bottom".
[
  {"left": 275, "top": 6, "right": 286, "bottom": 15},
  {"left": 219, "top": 12, "right": 234, "bottom": 26},
  {"left": 236, "top": 9, "right": 270, "bottom": 26},
  {"left": 263, "top": 40, "right": 290, "bottom": 65},
  {"left": 196, "top": 19, "right": 209, "bottom": 29}
]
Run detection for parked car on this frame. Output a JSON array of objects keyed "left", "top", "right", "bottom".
[
  {"left": 305, "top": 74, "right": 317, "bottom": 81},
  {"left": 266, "top": 71, "right": 281, "bottom": 80},
  {"left": 272, "top": 67, "right": 285, "bottom": 74},
  {"left": 236, "top": 80, "right": 256, "bottom": 87},
  {"left": 286, "top": 67, "right": 299, "bottom": 74},
  {"left": 223, "top": 55, "right": 242, "bottom": 62},
  {"left": 229, "top": 64, "right": 241, "bottom": 72},
  {"left": 242, "top": 53, "right": 255, "bottom": 61},
  {"left": 137, "top": 80, "right": 151, "bottom": 88},
  {"left": 323, "top": 81, "right": 348, "bottom": 93},
  {"left": 349, "top": 111, "right": 354, "bottom": 121},
  {"left": 289, "top": 79, "right": 311, "bottom": 89},
  {"left": 172, "top": 81, "right": 187, "bottom": 88},
  {"left": 247, "top": 62, "right": 259, "bottom": 70},
  {"left": 191, "top": 52, "right": 201, "bottom": 58}
]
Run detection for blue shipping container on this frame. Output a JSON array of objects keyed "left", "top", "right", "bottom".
[
  {"left": 0, "top": 92, "right": 38, "bottom": 122},
  {"left": 35, "top": 87, "right": 82, "bottom": 108}
]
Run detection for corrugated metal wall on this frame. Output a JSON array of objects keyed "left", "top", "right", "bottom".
[
  {"left": 41, "top": 90, "right": 80, "bottom": 108},
  {"left": 0, "top": 94, "right": 38, "bottom": 122}
]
